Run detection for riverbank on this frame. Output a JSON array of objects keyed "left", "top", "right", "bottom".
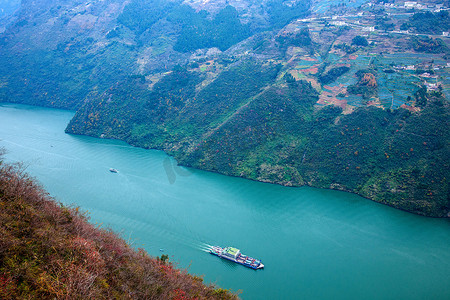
[
  {"left": 0, "top": 157, "right": 237, "bottom": 299},
  {"left": 65, "top": 72, "right": 449, "bottom": 218},
  {"left": 2, "top": 103, "right": 450, "bottom": 299}
]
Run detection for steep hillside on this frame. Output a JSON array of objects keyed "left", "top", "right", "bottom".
[
  {"left": 67, "top": 68, "right": 450, "bottom": 217},
  {"left": 0, "top": 0, "right": 20, "bottom": 31},
  {"left": 0, "top": 158, "right": 238, "bottom": 299},
  {"left": 0, "top": 0, "right": 310, "bottom": 109},
  {"left": 1, "top": 0, "right": 449, "bottom": 217}
]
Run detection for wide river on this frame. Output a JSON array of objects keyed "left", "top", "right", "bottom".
[{"left": 0, "top": 104, "right": 449, "bottom": 299}]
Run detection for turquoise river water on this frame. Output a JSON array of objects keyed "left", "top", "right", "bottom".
[{"left": 0, "top": 104, "right": 449, "bottom": 299}]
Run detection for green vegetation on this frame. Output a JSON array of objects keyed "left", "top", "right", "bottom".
[
  {"left": 180, "top": 61, "right": 281, "bottom": 129},
  {"left": 1, "top": 0, "right": 449, "bottom": 218},
  {"left": 276, "top": 28, "right": 314, "bottom": 54},
  {"left": 375, "top": 16, "right": 395, "bottom": 32},
  {"left": 66, "top": 60, "right": 281, "bottom": 148},
  {"left": 118, "top": 0, "right": 177, "bottom": 34},
  {"left": 171, "top": 5, "right": 251, "bottom": 52},
  {"left": 266, "top": 0, "right": 311, "bottom": 29},
  {"left": 118, "top": 1, "right": 251, "bottom": 51},
  {"left": 276, "top": 28, "right": 312, "bottom": 48},
  {"left": 410, "top": 36, "right": 449, "bottom": 54},
  {"left": 117, "top": 0, "right": 312, "bottom": 50},
  {"left": 0, "top": 39, "right": 137, "bottom": 109},
  {"left": 333, "top": 42, "right": 358, "bottom": 54},
  {"left": 65, "top": 57, "right": 449, "bottom": 217},
  {"left": 309, "top": 95, "right": 449, "bottom": 216},
  {"left": 401, "top": 11, "right": 450, "bottom": 34},
  {"left": 347, "top": 69, "right": 378, "bottom": 99},
  {"left": 0, "top": 156, "right": 238, "bottom": 299},
  {"left": 319, "top": 66, "right": 350, "bottom": 85},
  {"left": 181, "top": 76, "right": 318, "bottom": 182},
  {"left": 182, "top": 89, "right": 449, "bottom": 217},
  {"left": 414, "top": 85, "right": 428, "bottom": 108},
  {"left": 351, "top": 35, "right": 368, "bottom": 47}
]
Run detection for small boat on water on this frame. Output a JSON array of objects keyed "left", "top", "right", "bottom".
[
  {"left": 109, "top": 168, "right": 118, "bottom": 173},
  {"left": 209, "top": 246, "right": 264, "bottom": 270}
]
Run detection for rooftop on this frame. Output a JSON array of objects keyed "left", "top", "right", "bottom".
[{"left": 225, "top": 247, "right": 240, "bottom": 256}]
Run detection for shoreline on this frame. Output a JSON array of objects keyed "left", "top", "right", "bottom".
[
  {"left": 1, "top": 102, "right": 447, "bottom": 218},
  {"left": 68, "top": 129, "right": 449, "bottom": 219}
]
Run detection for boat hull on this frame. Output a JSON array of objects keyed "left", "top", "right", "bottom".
[{"left": 209, "top": 246, "right": 264, "bottom": 270}]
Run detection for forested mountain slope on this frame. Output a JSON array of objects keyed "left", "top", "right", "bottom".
[{"left": 0, "top": 0, "right": 449, "bottom": 216}]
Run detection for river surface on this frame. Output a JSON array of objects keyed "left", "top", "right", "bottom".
[{"left": 1, "top": 103, "right": 449, "bottom": 299}]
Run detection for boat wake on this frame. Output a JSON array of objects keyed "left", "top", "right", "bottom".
[{"left": 197, "top": 243, "right": 214, "bottom": 252}]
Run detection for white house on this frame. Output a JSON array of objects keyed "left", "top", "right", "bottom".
[
  {"left": 404, "top": 1, "right": 417, "bottom": 8},
  {"left": 362, "top": 26, "right": 375, "bottom": 32}
]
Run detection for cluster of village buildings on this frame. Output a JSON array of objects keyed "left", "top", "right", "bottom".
[
  {"left": 367, "top": 1, "right": 447, "bottom": 12},
  {"left": 328, "top": 1, "right": 450, "bottom": 36}
]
